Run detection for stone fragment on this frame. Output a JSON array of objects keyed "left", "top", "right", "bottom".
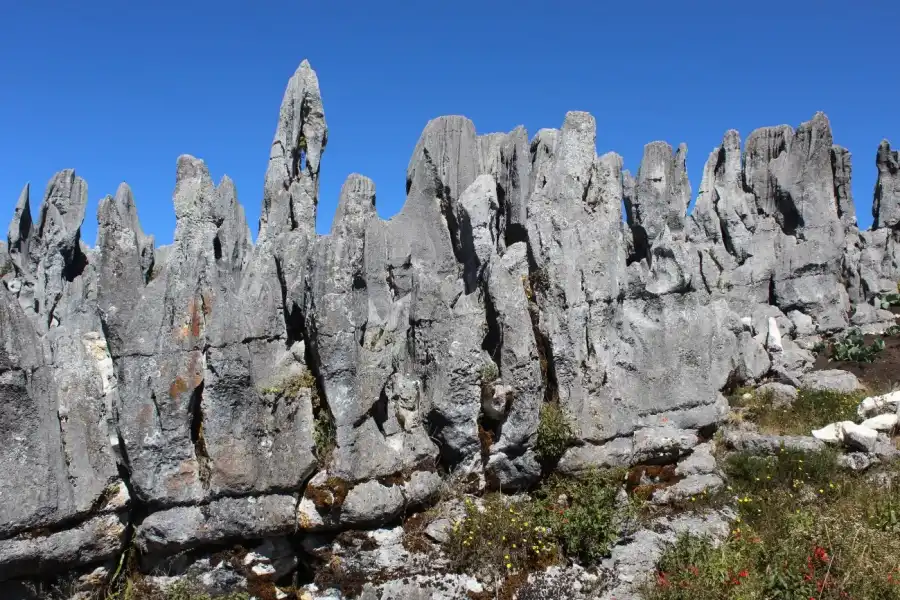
[
  {"left": 858, "top": 390, "right": 900, "bottom": 418},
  {"left": 756, "top": 382, "right": 798, "bottom": 408},
  {"left": 841, "top": 422, "right": 879, "bottom": 453},
  {"left": 861, "top": 413, "right": 899, "bottom": 432},
  {"left": 135, "top": 495, "right": 297, "bottom": 558},
  {"left": 800, "top": 370, "right": 862, "bottom": 394},
  {"left": 0, "top": 513, "right": 127, "bottom": 580}
]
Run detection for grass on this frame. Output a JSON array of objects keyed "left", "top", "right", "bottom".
[
  {"left": 104, "top": 577, "right": 251, "bottom": 600},
  {"left": 643, "top": 445, "right": 900, "bottom": 599},
  {"left": 444, "top": 469, "right": 630, "bottom": 585},
  {"left": 534, "top": 403, "right": 575, "bottom": 462},
  {"left": 729, "top": 387, "right": 865, "bottom": 436}
]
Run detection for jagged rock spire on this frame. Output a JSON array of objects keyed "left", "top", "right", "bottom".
[
  {"left": 627, "top": 141, "right": 691, "bottom": 246},
  {"left": 874, "top": 140, "right": 900, "bottom": 229},
  {"left": 260, "top": 59, "right": 327, "bottom": 240}
]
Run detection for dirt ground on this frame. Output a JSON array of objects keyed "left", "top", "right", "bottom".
[{"left": 812, "top": 308, "right": 900, "bottom": 392}]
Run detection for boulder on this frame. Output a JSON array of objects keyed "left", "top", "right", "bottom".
[{"left": 801, "top": 370, "right": 862, "bottom": 394}]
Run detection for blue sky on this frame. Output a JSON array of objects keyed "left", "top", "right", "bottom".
[{"left": 1, "top": 0, "right": 897, "bottom": 246}]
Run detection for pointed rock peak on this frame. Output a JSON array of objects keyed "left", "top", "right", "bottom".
[
  {"left": 874, "top": 139, "right": 900, "bottom": 230},
  {"left": 260, "top": 60, "right": 328, "bottom": 237},
  {"left": 407, "top": 115, "right": 479, "bottom": 205},
  {"left": 793, "top": 112, "right": 834, "bottom": 153},
  {"left": 8, "top": 183, "right": 32, "bottom": 256},
  {"left": 214, "top": 175, "right": 240, "bottom": 217},
  {"left": 36, "top": 169, "right": 88, "bottom": 251},
  {"left": 877, "top": 139, "right": 896, "bottom": 165},
  {"left": 553, "top": 112, "right": 597, "bottom": 187},
  {"left": 632, "top": 141, "right": 690, "bottom": 240},
  {"left": 722, "top": 129, "right": 741, "bottom": 150},
  {"left": 173, "top": 155, "right": 218, "bottom": 223},
  {"left": 332, "top": 173, "right": 376, "bottom": 234},
  {"left": 114, "top": 182, "right": 135, "bottom": 208},
  {"left": 269, "top": 59, "right": 327, "bottom": 181},
  {"left": 98, "top": 183, "right": 138, "bottom": 230},
  {"left": 217, "top": 175, "right": 236, "bottom": 197}
]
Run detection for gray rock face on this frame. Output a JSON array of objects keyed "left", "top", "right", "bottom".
[
  {"left": 874, "top": 141, "right": 900, "bottom": 230},
  {"left": 2, "top": 58, "right": 899, "bottom": 582}
]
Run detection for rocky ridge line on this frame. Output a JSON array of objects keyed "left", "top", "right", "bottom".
[{"left": 0, "top": 58, "right": 898, "bottom": 590}]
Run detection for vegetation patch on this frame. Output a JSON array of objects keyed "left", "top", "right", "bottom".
[
  {"left": 445, "top": 469, "right": 629, "bottom": 587},
  {"left": 105, "top": 577, "right": 251, "bottom": 600},
  {"left": 304, "top": 476, "right": 350, "bottom": 512},
  {"left": 729, "top": 387, "right": 864, "bottom": 436},
  {"left": 534, "top": 403, "right": 575, "bottom": 463},
  {"left": 643, "top": 446, "right": 900, "bottom": 599},
  {"left": 830, "top": 328, "right": 886, "bottom": 363}
]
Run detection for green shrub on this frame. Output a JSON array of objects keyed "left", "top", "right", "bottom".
[
  {"left": 879, "top": 291, "right": 900, "bottom": 309},
  {"left": 445, "top": 495, "right": 560, "bottom": 578},
  {"left": 532, "top": 470, "right": 629, "bottom": 563},
  {"left": 444, "top": 470, "right": 627, "bottom": 579},
  {"left": 313, "top": 394, "right": 337, "bottom": 463},
  {"left": 479, "top": 361, "right": 500, "bottom": 385},
  {"left": 831, "top": 328, "right": 885, "bottom": 363},
  {"left": 534, "top": 403, "right": 575, "bottom": 462},
  {"left": 107, "top": 577, "right": 251, "bottom": 600}
]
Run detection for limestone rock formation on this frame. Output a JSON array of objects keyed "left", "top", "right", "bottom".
[{"left": 1, "top": 58, "right": 898, "bottom": 590}]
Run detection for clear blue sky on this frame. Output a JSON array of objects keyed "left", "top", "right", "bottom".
[{"left": 1, "top": 0, "right": 897, "bottom": 246}]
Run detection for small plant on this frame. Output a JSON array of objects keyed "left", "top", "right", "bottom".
[
  {"left": 107, "top": 576, "right": 251, "bottom": 600},
  {"left": 479, "top": 361, "right": 499, "bottom": 385},
  {"left": 286, "top": 370, "right": 317, "bottom": 396},
  {"left": 879, "top": 282, "right": 900, "bottom": 309},
  {"left": 534, "top": 403, "right": 575, "bottom": 462},
  {"left": 533, "top": 469, "right": 629, "bottom": 563},
  {"left": 445, "top": 495, "right": 561, "bottom": 578},
  {"left": 313, "top": 398, "right": 337, "bottom": 463},
  {"left": 529, "top": 267, "right": 550, "bottom": 295},
  {"left": 830, "top": 328, "right": 885, "bottom": 363},
  {"left": 887, "top": 324, "right": 900, "bottom": 337}
]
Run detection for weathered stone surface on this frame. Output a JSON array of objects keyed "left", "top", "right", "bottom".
[
  {"left": 800, "top": 369, "right": 862, "bottom": 394},
  {"left": 859, "top": 390, "right": 900, "bottom": 418},
  {"left": 723, "top": 429, "right": 825, "bottom": 454},
  {"left": 5, "top": 58, "right": 900, "bottom": 583},
  {"left": 756, "top": 382, "right": 798, "bottom": 408},
  {"left": 135, "top": 494, "right": 297, "bottom": 558},
  {"left": 874, "top": 140, "right": 900, "bottom": 229},
  {"left": 0, "top": 513, "right": 127, "bottom": 580}
]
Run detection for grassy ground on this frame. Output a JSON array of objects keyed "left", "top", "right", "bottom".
[
  {"left": 644, "top": 386, "right": 900, "bottom": 600},
  {"left": 728, "top": 387, "right": 866, "bottom": 436}
]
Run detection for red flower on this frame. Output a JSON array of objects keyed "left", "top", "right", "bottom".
[
  {"left": 657, "top": 572, "right": 671, "bottom": 588},
  {"left": 739, "top": 569, "right": 749, "bottom": 578}
]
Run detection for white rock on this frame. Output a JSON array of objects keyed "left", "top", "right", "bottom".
[
  {"left": 811, "top": 422, "right": 852, "bottom": 444},
  {"left": 858, "top": 391, "right": 900, "bottom": 419},
  {"left": 861, "top": 413, "right": 899, "bottom": 432},
  {"left": 740, "top": 316, "right": 753, "bottom": 331},
  {"left": 840, "top": 422, "right": 879, "bottom": 453},
  {"left": 766, "top": 317, "right": 783, "bottom": 353},
  {"left": 276, "top": 589, "right": 289, "bottom": 600},
  {"left": 242, "top": 551, "right": 267, "bottom": 566},
  {"left": 251, "top": 563, "right": 276, "bottom": 577}
]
